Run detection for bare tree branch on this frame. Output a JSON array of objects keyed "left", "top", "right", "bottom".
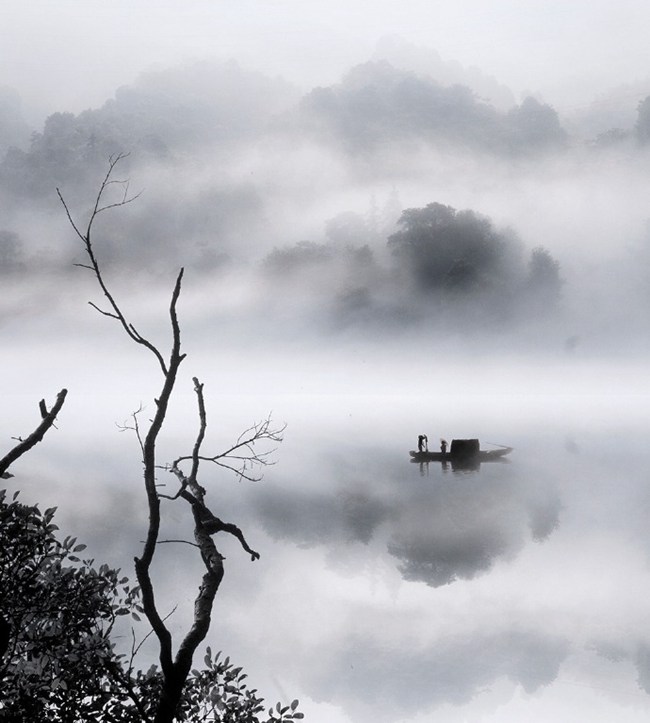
[
  {"left": 133, "top": 268, "right": 186, "bottom": 688},
  {"left": 57, "top": 154, "right": 168, "bottom": 376},
  {"left": 116, "top": 405, "right": 146, "bottom": 458},
  {"left": 60, "top": 155, "right": 185, "bottom": 707},
  {"left": 149, "top": 539, "right": 200, "bottom": 549},
  {"left": 188, "top": 377, "right": 207, "bottom": 485},
  {"left": 131, "top": 605, "right": 178, "bottom": 661},
  {"left": 0, "top": 389, "right": 68, "bottom": 478},
  {"left": 172, "top": 415, "right": 285, "bottom": 483},
  {"left": 61, "top": 155, "right": 282, "bottom": 723}
]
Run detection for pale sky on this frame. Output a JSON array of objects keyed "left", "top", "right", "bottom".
[{"left": 2, "top": 0, "right": 650, "bottom": 120}]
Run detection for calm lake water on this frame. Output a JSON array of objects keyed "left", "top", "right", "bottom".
[
  {"left": 4, "top": 294, "right": 650, "bottom": 722},
  {"left": 7, "top": 385, "right": 650, "bottom": 722}
]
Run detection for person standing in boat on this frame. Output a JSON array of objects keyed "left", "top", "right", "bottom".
[
  {"left": 440, "top": 439, "right": 448, "bottom": 454},
  {"left": 418, "top": 434, "right": 428, "bottom": 452}
]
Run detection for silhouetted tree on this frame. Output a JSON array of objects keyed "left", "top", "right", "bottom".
[
  {"left": 57, "top": 154, "right": 294, "bottom": 722},
  {"left": 0, "top": 387, "right": 68, "bottom": 692},
  {"left": 0, "top": 389, "right": 68, "bottom": 482}
]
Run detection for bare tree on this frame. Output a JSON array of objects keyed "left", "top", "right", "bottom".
[
  {"left": 58, "top": 154, "right": 284, "bottom": 723},
  {"left": 0, "top": 389, "right": 68, "bottom": 480},
  {"left": 0, "top": 388, "right": 68, "bottom": 660}
]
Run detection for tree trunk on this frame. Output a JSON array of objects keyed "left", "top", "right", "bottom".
[{"left": 154, "top": 676, "right": 185, "bottom": 723}]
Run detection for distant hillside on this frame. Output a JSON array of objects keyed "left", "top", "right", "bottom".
[
  {"left": 0, "top": 60, "right": 300, "bottom": 199},
  {"left": 297, "top": 60, "right": 566, "bottom": 156},
  {"left": 372, "top": 35, "right": 516, "bottom": 110}
]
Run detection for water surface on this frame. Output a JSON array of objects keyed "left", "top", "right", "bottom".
[{"left": 4, "top": 303, "right": 650, "bottom": 722}]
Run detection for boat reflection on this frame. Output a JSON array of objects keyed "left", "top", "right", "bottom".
[{"left": 413, "top": 455, "right": 510, "bottom": 475}]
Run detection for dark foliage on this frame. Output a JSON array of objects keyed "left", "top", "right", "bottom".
[
  {"left": 0, "top": 489, "right": 137, "bottom": 720},
  {"left": 388, "top": 202, "right": 522, "bottom": 295},
  {"left": 386, "top": 201, "right": 562, "bottom": 325},
  {"left": 0, "top": 490, "right": 303, "bottom": 722}
]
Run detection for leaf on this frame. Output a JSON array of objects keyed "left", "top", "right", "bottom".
[
  {"left": 73, "top": 544, "right": 87, "bottom": 552},
  {"left": 131, "top": 612, "right": 141, "bottom": 621},
  {"left": 291, "top": 699, "right": 299, "bottom": 711}
]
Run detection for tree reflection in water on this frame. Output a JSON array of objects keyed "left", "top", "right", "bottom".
[{"left": 252, "top": 448, "right": 560, "bottom": 587}]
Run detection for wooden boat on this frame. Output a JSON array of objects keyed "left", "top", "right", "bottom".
[{"left": 409, "top": 439, "right": 512, "bottom": 464}]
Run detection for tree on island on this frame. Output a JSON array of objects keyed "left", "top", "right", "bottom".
[
  {"left": 387, "top": 201, "right": 562, "bottom": 322},
  {"left": 387, "top": 202, "right": 520, "bottom": 295}
]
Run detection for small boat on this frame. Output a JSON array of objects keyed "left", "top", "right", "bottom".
[{"left": 409, "top": 438, "right": 512, "bottom": 464}]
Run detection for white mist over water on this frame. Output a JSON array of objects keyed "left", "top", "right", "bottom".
[{"left": 4, "top": 287, "right": 650, "bottom": 721}]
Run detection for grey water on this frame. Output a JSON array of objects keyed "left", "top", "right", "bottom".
[
  {"left": 224, "top": 421, "right": 650, "bottom": 723},
  {"left": 6, "top": 350, "right": 650, "bottom": 723}
]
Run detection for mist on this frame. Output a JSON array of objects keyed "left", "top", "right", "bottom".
[{"left": 3, "top": 3, "right": 650, "bottom": 721}]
